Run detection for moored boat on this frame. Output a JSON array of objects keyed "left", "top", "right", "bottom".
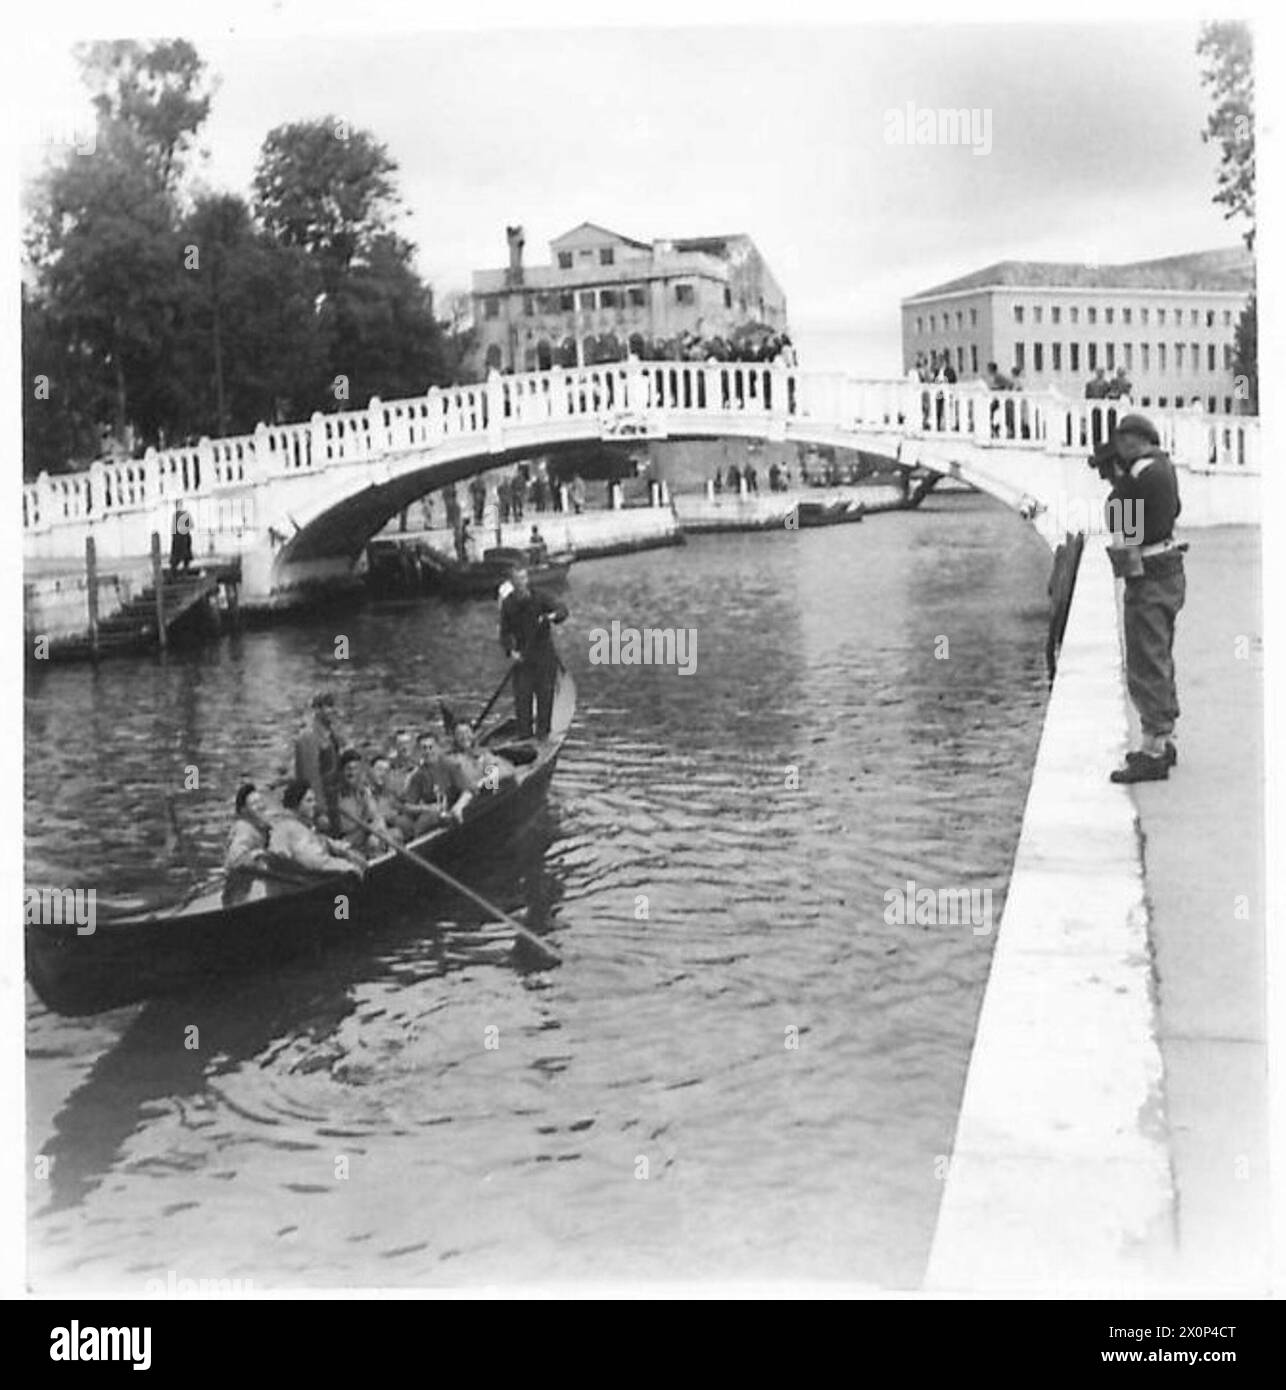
[
  {"left": 366, "top": 540, "right": 572, "bottom": 598},
  {"left": 25, "top": 672, "right": 576, "bottom": 1016}
]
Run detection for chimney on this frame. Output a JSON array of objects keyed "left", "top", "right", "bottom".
[{"left": 506, "top": 225, "right": 525, "bottom": 286}]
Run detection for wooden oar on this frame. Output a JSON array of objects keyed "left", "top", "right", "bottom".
[
  {"left": 471, "top": 665, "right": 514, "bottom": 730},
  {"left": 339, "top": 811, "right": 561, "bottom": 967}
]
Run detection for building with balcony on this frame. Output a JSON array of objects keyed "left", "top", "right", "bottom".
[
  {"left": 469, "top": 222, "right": 788, "bottom": 375},
  {"left": 901, "top": 248, "right": 1254, "bottom": 412}
]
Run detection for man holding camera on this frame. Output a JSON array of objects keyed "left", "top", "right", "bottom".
[{"left": 1091, "top": 414, "right": 1186, "bottom": 784}]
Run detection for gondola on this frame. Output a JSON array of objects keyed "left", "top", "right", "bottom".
[
  {"left": 25, "top": 671, "right": 576, "bottom": 1016},
  {"left": 795, "top": 498, "right": 867, "bottom": 528},
  {"left": 419, "top": 544, "right": 573, "bottom": 598}
]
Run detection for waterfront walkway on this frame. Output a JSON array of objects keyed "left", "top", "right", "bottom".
[
  {"left": 1131, "top": 526, "right": 1267, "bottom": 1291},
  {"left": 927, "top": 524, "right": 1267, "bottom": 1294}
]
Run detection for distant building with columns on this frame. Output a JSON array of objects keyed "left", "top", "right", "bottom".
[
  {"left": 469, "top": 222, "right": 788, "bottom": 374},
  {"left": 901, "top": 247, "right": 1254, "bottom": 412}
]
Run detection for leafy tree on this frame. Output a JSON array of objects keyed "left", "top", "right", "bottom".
[
  {"left": 252, "top": 119, "right": 401, "bottom": 295},
  {"left": 1196, "top": 22, "right": 1256, "bottom": 407},
  {"left": 1196, "top": 22, "right": 1255, "bottom": 248}
]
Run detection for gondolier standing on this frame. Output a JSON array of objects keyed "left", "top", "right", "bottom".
[
  {"left": 500, "top": 566, "right": 568, "bottom": 739},
  {"left": 1103, "top": 413, "right": 1186, "bottom": 784}
]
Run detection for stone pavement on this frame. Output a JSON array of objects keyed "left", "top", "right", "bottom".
[{"left": 1126, "top": 525, "right": 1268, "bottom": 1293}]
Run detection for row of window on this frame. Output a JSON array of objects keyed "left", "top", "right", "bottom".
[
  {"left": 926, "top": 341, "right": 1235, "bottom": 379},
  {"left": 1013, "top": 341, "right": 1232, "bottom": 375},
  {"left": 483, "top": 282, "right": 729, "bottom": 318},
  {"left": 915, "top": 304, "right": 1237, "bottom": 334}
]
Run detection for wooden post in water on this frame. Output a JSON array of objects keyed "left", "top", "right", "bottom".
[
  {"left": 85, "top": 536, "right": 99, "bottom": 660},
  {"left": 150, "top": 531, "right": 167, "bottom": 650}
]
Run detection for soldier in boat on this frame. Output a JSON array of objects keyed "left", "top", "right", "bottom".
[
  {"left": 294, "top": 690, "right": 344, "bottom": 833},
  {"left": 335, "top": 749, "right": 394, "bottom": 852},
  {"left": 224, "top": 783, "right": 274, "bottom": 872},
  {"left": 441, "top": 722, "right": 517, "bottom": 823},
  {"left": 270, "top": 779, "right": 367, "bottom": 876},
  {"left": 401, "top": 731, "right": 452, "bottom": 837}
]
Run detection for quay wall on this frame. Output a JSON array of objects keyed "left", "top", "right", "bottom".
[
  {"left": 24, "top": 564, "right": 150, "bottom": 647},
  {"left": 925, "top": 543, "right": 1176, "bottom": 1292}
]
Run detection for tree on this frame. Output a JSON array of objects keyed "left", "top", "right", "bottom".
[
  {"left": 1196, "top": 22, "right": 1255, "bottom": 249},
  {"left": 1197, "top": 22, "right": 1255, "bottom": 410},
  {"left": 252, "top": 119, "right": 402, "bottom": 295}
]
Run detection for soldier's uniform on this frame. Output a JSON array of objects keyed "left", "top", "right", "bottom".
[{"left": 1104, "top": 415, "right": 1186, "bottom": 784}]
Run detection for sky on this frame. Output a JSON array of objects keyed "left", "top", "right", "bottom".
[{"left": 15, "top": 19, "right": 1242, "bottom": 374}]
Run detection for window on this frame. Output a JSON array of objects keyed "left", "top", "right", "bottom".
[
  {"left": 1124, "top": 343, "right": 1133, "bottom": 370},
  {"left": 1070, "top": 342, "right": 1080, "bottom": 372},
  {"left": 536, "top": 292, "right": 559, "bottom": 313},
  {"left": 1106, "top": 343, "right": 1115, "bottom": 370},
  {"left": 557, "top": 251, "right": 573, "bottom": 269},
  {"left": 1158, "top": 308, "right": 1166, "bottom": 325},
  {"left": 1105, "top": 307, "right": 1114, "bottom": 325},
  {"left": 956, "top": 311, "right": 964, "bottom": 330},
  {"left": 1223, "top": 344, "right": 1233, "bottom": 370},
  {"left": 1013, "top": 306, "right": 1024, "bottom": 324},
  {"left": 1052, "top": 342, "right": 1062, "bottom": 370},
  {"left": 578, "top": 290, "right": 596, "bottom": 311},
  {"left": 1088, "top": 307, "right": 1097, "bottom": 325},
  {"left": 1123, "top": 308, "right": 1132, "bottom": 325},
  {"left": 1070, "top": 306, "right": 1080, "bottom": 325},
  {"left": 1190, "top": 342, "right": 1199, "bottom": 369},
  {"left": 1052, "top": 306, "right": 1061, "bottom": 325},
  {"left": 628, "top": 287, "right": 647, "bottom": 307},
  {"left": 930, "top": 315, "right": 937, "bottom": 332},
  {"left": 599, "top": 288, "right": 620, "bottom": 309},
  {"left": 1158, "top": 343, "right": 1167, "bottom": 371},
  {"left": 483, "top": 296, "right": 499, "bottom": 319},
  {"left": 970, "top": 344, "right": 979, "bottom": 374},
  {"left": 1175, "top": 343, "right": 1184, "bottom": 370},
  {"left": 675, "top": 283, "right": 695, "bottom": 305},
  {"left": 559, "top": 291, "right": 574, "bottom": 311},
  {"left": 1223, "top": 310, "right": 1232, "bottom": 327},
  {"left": 600, "top": 247, "right": 615, "bottom": 266},
  {"left": 1158, "top": 396, "right": 1168, "bottom": 408},
  {"left": 1190, "top": 309, "right": 1199, "bottom": 326},
  {"left": 1033, "top": 342, "right": 1044, "bottom": 372},
  {"left": 1208, "top": 395, "right": 1217, "bottom": 413},
  {"left": 1141, "top": 344, "right": 1149, "bottom": 372},
  {"left": 523, "top": 295, "right": 534, "bottom": 317},
  {"left": 969, "top": 308, "right": 978, "bottom": 327},
  {"left": 1141, "top": 396, "right": 1151, "bottom": 408},
  {"left": 916, "top": 316, "right": 923, "bottom": 334},
  {"left": 725, "top": 288, "right": 733, "bottom": 308},
  {"left": 957, "top": 346, "right": 965, "bottom": 373},
  {"left": 1224, "top": 396, "right": 1233, "bottom": 413},
  {"left": 1034, "top": 306, "right": 1043, "bottom": 325},
  {"left": 1088, "top": 342, "right": 1097, "bottom": 370},
  {"left": 1014, "top": 341, "right": 1025, "bottom": 371},
  {"left": 1206, "top": 309, "right": 1215, "bottom": 328},
  {"left": 1141, "top": 307, "right": 1149, "bottom": 325}
]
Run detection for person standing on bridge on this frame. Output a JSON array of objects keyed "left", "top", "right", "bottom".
[
  {"left": 1101, "top": 414, "right": 1186, "bottom": 784},
  {"left": 500, "top": 565, "right": 568, "bottom": 740}
]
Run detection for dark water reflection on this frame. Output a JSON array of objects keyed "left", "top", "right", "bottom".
[{"left": 26, "top": 493, "right": 1051, "bottom": 1288}]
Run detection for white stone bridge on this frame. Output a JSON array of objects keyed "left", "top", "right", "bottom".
[{"left": 23, "top": 363, "right": 1260, "bottom": 602}]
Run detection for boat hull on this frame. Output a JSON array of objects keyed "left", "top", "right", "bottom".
[{"left": 27, "top": 677, "right": 575, "bottom": 1015}]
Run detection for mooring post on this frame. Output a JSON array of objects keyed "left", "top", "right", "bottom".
[
  {"left": 85, "top": 536, "right": 99, "bottom": 660},
  {"left": 151, "top": 530, "right": 167, "bottom": 649}
]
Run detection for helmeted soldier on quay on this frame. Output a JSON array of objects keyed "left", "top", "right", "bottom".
[{"left": 1093, "top": 413, "right": 1188, "bottom": 783}]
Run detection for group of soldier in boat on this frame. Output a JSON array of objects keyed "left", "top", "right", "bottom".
[{"left": 222, "top": 564, "right": 569, "bottom": 884}]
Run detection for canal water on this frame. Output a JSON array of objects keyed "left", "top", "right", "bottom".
[{"left": 25, "top": 493, "right": 1052, "bottom": 1289}]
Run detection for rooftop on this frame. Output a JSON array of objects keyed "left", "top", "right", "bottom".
[{"left": 905, "top": 247, "right": 1255, "bottom": 301}]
